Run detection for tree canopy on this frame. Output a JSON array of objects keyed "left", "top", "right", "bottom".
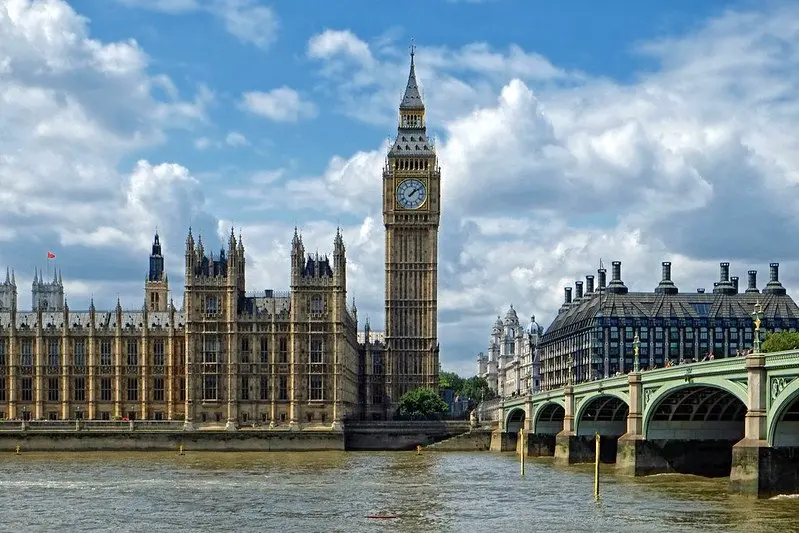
[
  {"left": 438, "top": 372, "right": 496, "bottom": 409},
  {"left": 762, "top": 331, "right": 799, "bottom": 353},
  {"left": 396, "top": 388, "right": 449, "bottom": 420}
]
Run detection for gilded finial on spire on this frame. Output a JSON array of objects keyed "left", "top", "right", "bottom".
[{"left": 410, "top": 38, "right": 415, "bottom": 62}]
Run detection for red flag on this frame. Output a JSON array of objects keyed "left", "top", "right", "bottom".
[{"left": 47, "top": 251, "right": 56, "bottom": 260}]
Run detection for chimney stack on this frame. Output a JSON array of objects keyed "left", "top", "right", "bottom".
[
  {"left": 598, "top": 269, "right": 607, "bottom": 290},
  {"left": 585, "top": 275, "right": 595, "bottom": 294},
  {"left": 714, "top": 261, "right": 736, "bottom": 295},
  {"left": 731, "top": 276, "right": 739, "bottom": 293},
  {"left": 763, "top": 262, "right": 787, "bottom": 295},
  {"left": 607, "top": 261, "right": 629, "bottom": 294},
  {"left": 720, "top": 262, "right": 730, "bottom": 282},
  {"left": 662, "top": 261, "right": 672, "bottom": 281},
  {"left": 575, "top": 281, "right": 584, "bottom": 300},
  {"left": 746, "top": 270, "right": 759, "bottom": 293},
  {"left": 564, "top": 287, "right": 572, "bottom": 304},
  {"left": 655, "top": 261, "right": 679, "bottom": 295}
]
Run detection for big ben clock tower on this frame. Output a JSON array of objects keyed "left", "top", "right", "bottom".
[{"left": 383, "top": 46, "right": 441, "bottom": 410}]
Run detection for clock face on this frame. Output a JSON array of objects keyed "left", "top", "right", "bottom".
[{"left": 397, "top": 179, "right": 427, "bottom": 210}]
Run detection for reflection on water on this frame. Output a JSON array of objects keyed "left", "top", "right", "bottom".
[{"left": 0, "top": 452, "right": 796, "bottom": 533}]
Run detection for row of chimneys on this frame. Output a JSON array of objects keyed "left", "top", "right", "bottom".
[{"left": 562, "top": 261, "right": 786, "bottom": 305}]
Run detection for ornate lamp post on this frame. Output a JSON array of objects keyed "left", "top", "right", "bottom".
[
  {"left": 752, "top": 301, "right": 764, "bottom": 353},
  {"left": 632, "top": 331, "right": 641, "bottom": 373}
]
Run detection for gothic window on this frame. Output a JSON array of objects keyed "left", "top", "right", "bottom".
[
  {"left": 74, "top": 340, "right": 85, "bottom": 367},
  {"left": 153, "top": 340, "right": 165, "bottom": 366},
  {"left": 203, "top": 336, "right": 218, "bottom": 364},
  {"left": 100, "top": 340, "right": 112, "bottom": 366},
  {"left": 241, "top": 377, "right": 249, "bottom": 400},
  {"left": 203, "top": 375, "right": 217, "bottom": 401},
  {"left": 372, "top": 353, "right": 382, "bottom": 375},
  {"left": 0, "top": 378, "right": 5, "bottom": 402},
  {"left": 260, "top": 337, "right": 269, "bottom": 363},
  {"left": 73, "top": 378, "right": 85, "bottom": 401},
  {"left": 241, "top": 337, "right": 250, "bottom": 359},
  {"left": 127, "top": 339, "right": 138, "bottom": 366},
  {"left": 310, "top": 296, "right": 325, "bottom": 316},
  {"left": 100, "top": 378, "right": 112, "bottom": 401},
  {"left": 0, "top": 341, "right": 5, "bottom": 367},
  {"left": 309, "top": 375, "right": 323, "bottom": 401},
  {"left": 127, "top": 378, "right": 139, "bottom": 402},
  {"left": 21, "top": 340, "right": 32, "bottom": 367},
  {"left": 259, "top": 376, "right": 268, "bottom": 400},
  {"left": 48, "top": 339, "right": 60, "bottom": 367},
  {"left": 278, "top": 376, "right": 288, "bottom": 400},
  {"left": 153, "top": 378, "right": 164, "bottom": 401},
  {"left": 310, "top": 338, "right": 324, "bottom": 365},
  {"left": 21, "top": 378, "right": 33, "bottom": 401},
  {"left": 179, "top": 379, "right": 186, "bottom": 401},
  {"left": 278, "top": 337, "right": 288, "bottom": 364},
  {"left": 205, "top": 295, "right": 219, "bottom": 315},
  {"left": 47, "top": 377, "right": 59, "bottom": 402}
]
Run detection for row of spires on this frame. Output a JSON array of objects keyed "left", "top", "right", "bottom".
[{"left": 562, "top": 261, "right": 786, "bottom": 305}]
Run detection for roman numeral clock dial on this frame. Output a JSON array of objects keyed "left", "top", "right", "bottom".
[{"left": 397, "top": 179, "right": 427, "bottom": 209}]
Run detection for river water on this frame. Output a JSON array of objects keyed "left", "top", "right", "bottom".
[{"left": 0, "top": 451, "right": 796, "bottom": 533}]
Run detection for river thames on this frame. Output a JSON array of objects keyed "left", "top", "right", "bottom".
[{"left": 0, "top": 451, "right": 796, "bottom": 532}]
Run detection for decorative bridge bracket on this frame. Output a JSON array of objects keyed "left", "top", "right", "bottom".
[
  {"left": 643, "top": 387, "right": 656, "bottom": 408},
  {"left": 683, "top": 367, "right": 694, "bottom": 383},
  {"left": 770, "top": 376, "right": 797, "bottom": 403}
]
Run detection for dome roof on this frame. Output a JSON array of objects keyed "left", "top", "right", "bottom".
[
  {"left": 503, "top": 304, "right": 520, "bottom": 325},
  {"left": 491, "top": 315, "right": 502, "bottom": 334},
  {"left": 526, "top": 314, "right": 542, "bottom": 335}
]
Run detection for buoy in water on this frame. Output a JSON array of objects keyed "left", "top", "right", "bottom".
[
  {"left": 15, "top": 445, "right": 20, "bottom": 455},
  {"left": 178, "top": 443, "right": 185, "bottom": 456},
  {"left": 416, "top": 445, "right": 422, "bottom": 455}
]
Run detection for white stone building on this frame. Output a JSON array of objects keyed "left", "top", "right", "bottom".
[{"left": 477, "top": 305, "right": 543, "bottom": 398}]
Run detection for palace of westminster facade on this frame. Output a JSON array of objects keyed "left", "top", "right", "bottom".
[{"left": 0, "top": 50, "right": 442, "bottom": 427}]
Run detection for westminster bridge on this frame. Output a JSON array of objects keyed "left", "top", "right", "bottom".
[{"left": 479, "top": 349, "right": 799, "bottom": 498}]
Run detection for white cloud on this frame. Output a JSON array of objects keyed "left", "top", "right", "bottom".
[
  {"left": 0, "top": 0, "right": 217, "bottom": 308},
  {"left": 241, "top": 87, "right": 318, "bottom": 122},
  {"left": 116, "top": 0, "right": 278, "bottom": 49},
  {"left": 225, "top": 131, "right": 249, "bottom": 147}
]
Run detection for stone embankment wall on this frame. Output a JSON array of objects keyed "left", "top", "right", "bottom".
[
  {"left": 424, "top": 429, "right": 492, "bottom": 451},
  {"left": 0, "top": 430, "right": 346, "bottom": 452},
  {"left": 344, "top": 421, "right": 472, "bottom": 451},
  {"left": 0, "top": 421, "right": 472, "bottom": 452}
]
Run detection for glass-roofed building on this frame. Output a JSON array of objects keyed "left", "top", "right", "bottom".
[{"left": 539, "top": 260, "right": 799, "bottom": 390}]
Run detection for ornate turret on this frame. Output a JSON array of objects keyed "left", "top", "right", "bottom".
[
  {"left": 32, "top": 266, "right": 64, "bottom": 312},
  {"left": 0, "top": 266, "right": 16, "bottom": 312},
  {"left": 146, "top": 232, "right": 169, "bottom": 311}
]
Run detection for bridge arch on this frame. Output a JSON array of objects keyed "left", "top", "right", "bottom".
[
  {"left": 768, "top": 378, "right": 799, "bottom": 447},
  {"left": 575, "top": 394, "right": 630, "bottom": 437},
  {"left": 505, "top": 408, "right": 526, "bottom": 434},
  {"left": 533, "top": 402, "right": 565, "bottom": 434},
  {"left": 643, "top": 382, "right": 747, "bottom": 441}
]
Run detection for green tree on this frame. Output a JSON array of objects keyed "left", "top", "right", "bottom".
[
  {"left": 459, "top": 376, "right": 496, "bottom": 409},
  {"left": 396, "top": 388, "right": 449, "bottom": 420},
  {"left": 762, "top": 331, "right": 799, "bottom": 353},
  {"left": 439, "top": 371, "right": 464, "bottom": 392}
]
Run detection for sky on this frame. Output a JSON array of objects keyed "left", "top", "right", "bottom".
[{"left": 2, "top": 0, "right": 799, "bottom": 378}]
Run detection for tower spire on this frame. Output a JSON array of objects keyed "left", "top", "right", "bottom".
[{"left": 400, "top": 41, "right": 424, "bottom": 111}]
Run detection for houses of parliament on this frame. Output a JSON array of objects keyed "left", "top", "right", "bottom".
[{"left": 0, "top": 51, "right": 440, "bottom": 427}]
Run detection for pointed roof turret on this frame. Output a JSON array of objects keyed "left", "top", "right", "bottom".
[
  {"left": 5, "top": 267, "right": 9, "bottom": 284},
  {"left": 11, "top": 269, "right": 15, "bottom": 285},
  {"left": 399, "top": 44, "right": 424, "bottom": 111}
]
